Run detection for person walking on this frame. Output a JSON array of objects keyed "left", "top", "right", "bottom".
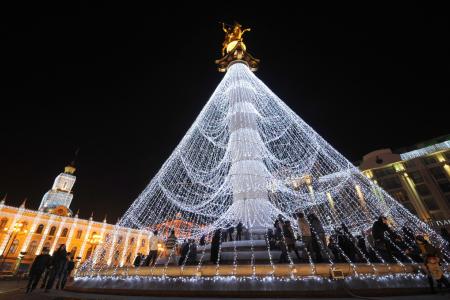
[
  {"left": 26, "top": 247, "right": 51, "bottom": 293},
  {"left": 227, "top": 224, "right": 235, "bottom": 242},
  {"left": 165, "top": 229, "right": 178, "bottom": 265},
  {"left": 146, "top": 230, "right": 161, "bottom": 266},
  {"left": 45, "top": 244, "right": 68, "bottom": 292},
  {"left": 133, "top": 253, "right": 142, "bottom": 267},
  {"left": 178, "top": 240, "right": 189, "bottom": 266},
  {"left": 236, "top": 222, "right": 243, "bottom": 241},
  {"left": 60, "top": 254, "right": 75, "bottom": 290},
  {"left": 296, "top": 212, "right": 313, "bottom": 262},
  {"left": 284, "top": 220, "right": 302, "bottom": 262},
  {"left": 210, "top": 229, "right": 221, "bottom": 264},
  {"left": 425, "top": 253, "right": 450, "bottom": 293}
]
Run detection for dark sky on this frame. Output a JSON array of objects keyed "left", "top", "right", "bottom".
[{"left": 0, "top": 3, "right": 448, "bottom": 222}]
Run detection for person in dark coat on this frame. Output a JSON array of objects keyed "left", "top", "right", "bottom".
[
  {"left": 283, "top": 221, "right": 301, "bottom": 262},
  {"left": 60, "top": 255, "right": 75, "bottom": 289},
  {"left": 186, "top": 239, "right": 197, "bottom": 265},
  {"left": 275, "top": 220, "right": 288, "bottom": 263},
  {"left": 26, "top": 247, "right": 51, "bottom": 293},
  {"left": 45, "top": 244, "right": 68, "bottom": 292},
  {"left": 199, "top": 234, "right": 206, "bottom": 246},
  {"left": 133, "top": 253, "right": 142, "bottom": 267},
  {"left": 236, "top": 222, "right": 243, "bottom": 241},
  {"left": 210, "top": 229, "right": 221, "bottom": 264},
  {"left": 371, "top": 216, "right": 393, "bottom": 262},
  {"left": 178, "top": 240, "right": 189, "bottom": 265},
  {"left": 227, "top": 224, "right": 235, "bottom": 241}
]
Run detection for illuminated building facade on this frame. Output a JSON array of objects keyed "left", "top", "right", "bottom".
[
  {"left": 359, "top": 135, "right": 450, "bottom": 228},
  {"left": 0, "top": 163, "right": 150, "bottom": 274}
]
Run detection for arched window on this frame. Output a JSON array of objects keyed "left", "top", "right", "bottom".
[
  {"left": 27, "top": 240, "right": 38, "bottom": 255},
  {"left": 70, "top": 246, "right": 77, "bottom": 257},
  {"left": 61, "top": 228, "right": 69, "bottom": 237},
  {"left": 85, "top": 247, "right": 93, "bottom": 260},
  {"left": 117, "top": 236, "right": 123, "bottom": 244},
  {"left": 0, "top": 218, "right": 8, "bottom": 230},
  {"left": 126, "top": 252, "right": 131, "bottom": 263},
  {"left": 49, "top": 226, "right": 57, "bottom": 236},
  {"left": 130, "top": 237, "right": 135, "bottom": 245},
  {"left": 8, "top": 239, "right": 19, "bottom": 254},
  {"left": 36, "top": 224, "right": 44, "bottom": 234},
  {"left": 141, "top": 239, "right": 146, "bottom": 247}
]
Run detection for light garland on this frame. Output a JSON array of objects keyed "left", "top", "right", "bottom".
[{"left": 78, "top": 61, "right": 449, "bottom": 283}]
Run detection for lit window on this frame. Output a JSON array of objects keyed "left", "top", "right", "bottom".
[
  {"left": 36, "top": 224, "right": 44, "bottom": 234},
  {"left": 49, "top": 226, "right": 57, "bottom": 236},
  {"left": 9, "top": 239, "right": 19, "bottom": 254}
]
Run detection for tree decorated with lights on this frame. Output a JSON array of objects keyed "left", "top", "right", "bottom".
[{"left": 81, "top": 22, "right": 449, "bottom": 279}]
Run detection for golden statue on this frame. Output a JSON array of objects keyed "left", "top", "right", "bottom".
[
  {"left": 221, "top": 22, "right": 251, "bottom": 56},
  {"left": 215, "top": 21, "right": 259, "bottom": 72}
]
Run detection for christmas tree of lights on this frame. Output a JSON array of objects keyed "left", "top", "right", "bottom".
[{"left": 83, "top": 22, "right": 449, "bottom": 275}]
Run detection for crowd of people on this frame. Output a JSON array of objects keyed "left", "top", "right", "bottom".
[
  {"left": 26, "top": 245, "right": 75, "bottom": 294},
  {"left": 130, "top": 214, "right": 449, "bottom": 292}
]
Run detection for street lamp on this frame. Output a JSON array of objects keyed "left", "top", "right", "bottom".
[{"left": 0, "top": 222, "right": 28, "bottom": 270}]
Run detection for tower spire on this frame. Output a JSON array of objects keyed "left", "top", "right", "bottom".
[
  {"left": 65, "top": 147, "right": 79, "bottom": 174},
  {"left": 20, "top": 197, "right": 27, "bottom": 208},
  {"left": 215, "top": 21, "right": 259, "bottom": 72},
  {"left": 0, "top": 193, "right": 7, "bottom": 205}
]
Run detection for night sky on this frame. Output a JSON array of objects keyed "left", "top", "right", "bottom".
[{"left": 1, "top": 3, "right": 448, "bottom": 222}]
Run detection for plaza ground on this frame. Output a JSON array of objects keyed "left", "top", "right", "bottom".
[{"left": 0, "top": 280, "right": 449, "bottom": 300}]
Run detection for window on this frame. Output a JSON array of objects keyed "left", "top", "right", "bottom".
[
  {"left": 416, "top": 184, "right": 431, "bottom": 197},
  {"left": 423, "top": 156, "right": 437, "bottom": 165},
  {"left": 27, "top": 240, "right": 38, "bottom": 255},
  {"left": 430, "top": 167, "right": 447, "bottom": 180},
  {"left": 423, "top": 197, "right": 439, "bottom": 211},
  {"left": 126, "top": 253, "right": 131, "bottom": 263},
  {"left": 113, "top": 250, "right": 120, "bottom": 261},
  {"left": 130, "top": 237, "right": 135, "bottom": 245},
  {"left": 61, "top": 228, "right": 69, "bottom": 237},
  {"left": 438, "top": 181, "right": 450, "bottom": 193},
  {"left": 141, "top": 239, "right": 146, "bottom": 247},
  {"left": 117, "top": 236, "right": 123, "bottom": 244},
  {"left": 8, "top": 239, "right": 19, "bottom": 254},
  {"left": 373, "top": 167, "right": 395, "bottom": 177},
  {"left": 70, "top": 247, "right": 77, "bottom": 256},
  {"left": 76, "top": 230, "right": 83, "bottom": 239},
  {"left": 49, "top": 226, "right": 57, "bottom": 236},
  {"left": 409, "top": 171, "right": 424, "bottom": 184},
  {"left": 379, "top": 177, "right": 402, "bottom": 190},
  {"left": 0, "top": 218, "right": 8, "bottom": 230},
  {"left": 36, "top": 224, "right": 44, "bottom": 234},
  {"left": 392, "top": 190, "right": 408, "bottom": 202}
]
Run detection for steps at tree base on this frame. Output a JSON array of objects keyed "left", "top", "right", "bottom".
[
  {"left": 68, "top": 270, "right": 436, "bottom": 298},
  {"left": 77, "top": 263, "right": 427, "bottom": 277}
]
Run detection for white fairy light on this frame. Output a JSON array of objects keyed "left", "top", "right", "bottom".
[{"left": 79, "top": 61, "right": 449, "bottom": 282}]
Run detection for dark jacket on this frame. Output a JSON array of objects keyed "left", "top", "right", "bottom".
[
  {"left": 30, "top": 254, "right": 51, "bottom": 274},
  {"left": 372, "top": 219, "right": 391, "bottom": 241}
]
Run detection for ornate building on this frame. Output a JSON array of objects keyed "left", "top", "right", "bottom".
[
  {"left": 0, "top": 162, "right": 150, "bottom": 274},
  {"left": 359, "top": 135, "right": 450, "bottom": 228}
]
